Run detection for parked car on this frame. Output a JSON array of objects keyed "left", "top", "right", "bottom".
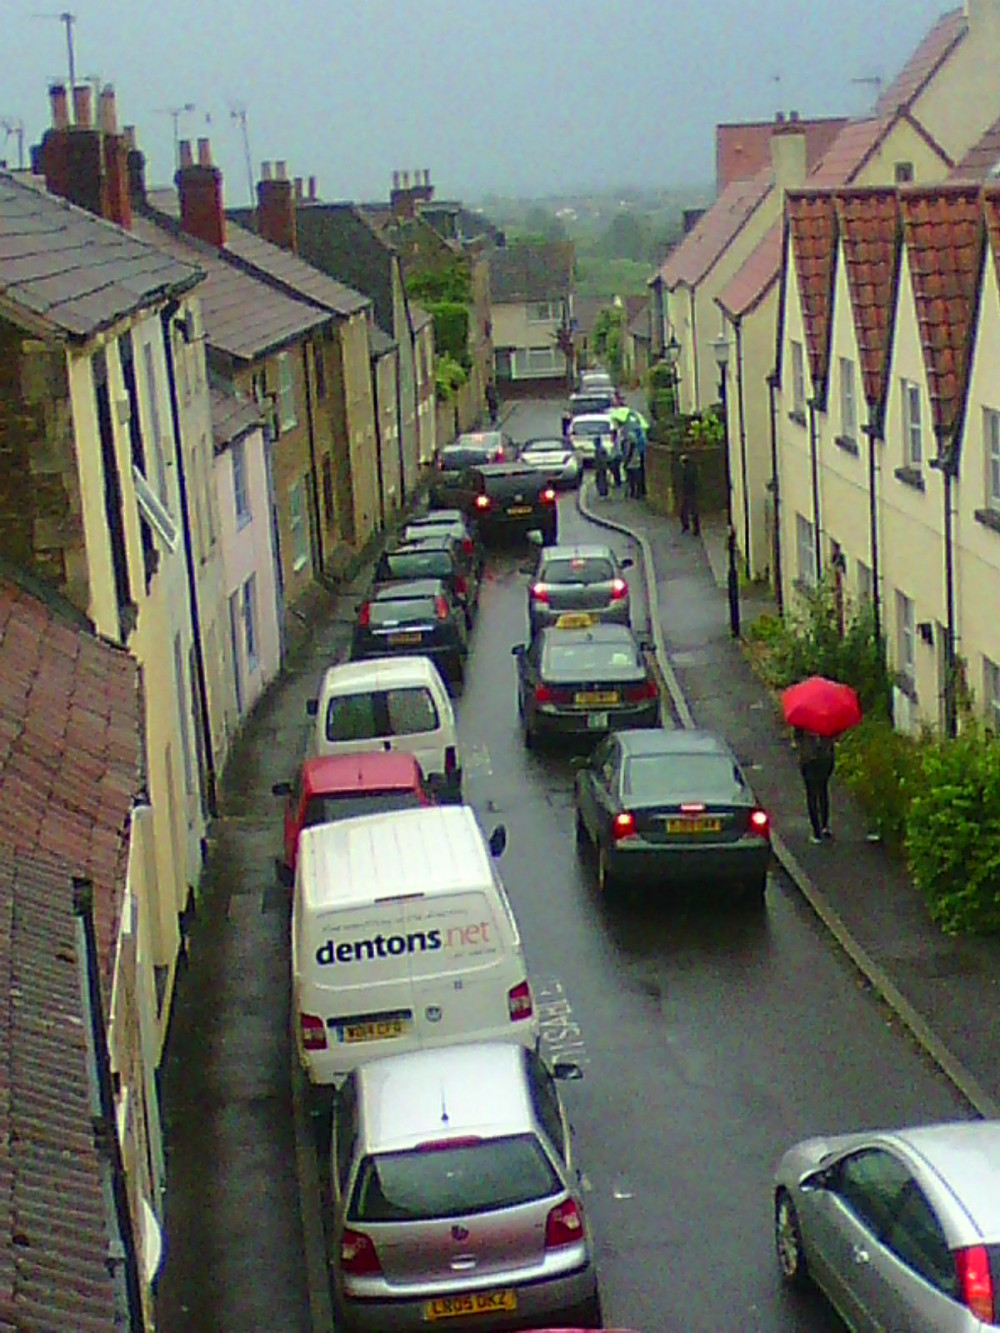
[
  {"left": 574, "top": 728, "right": 771, "bottom": 899},
  {"left": 272, "top": 752, "right": 431, "bottom": 885},
  {"left": 569, "top": 389, "right": 615, "bottom": 419},
  {"left": 774, "top": 1119, "right": 1000, "bottom": 1331},
  {"left": 372, "top": 535, "right": 478, "bottom": 629},
  {"left": 513, "top": 623, "right": 660, "bottom": 747},
  {"left": 430, "top": 431, "right": 513, "bottom": 507},
  {"left": 578, "top": 369, "right": 614, "bottom": 394},
  {"left": 455, "top": 462, "right": 558, "bottom": 546},
  {"left": 517, "top": 436, "right": 582, "bottom": 489},
  {"left": 569, "top": 413, "right": 618, "bottom": 466},
  {"left": 402, "top": 513, "right": 485, "bottom": 583},
  {"left": 351, "top": 579, "right": 468, "bottom": 689},
  {"left": 528, "top": 544, "right": 634, "bottom": 634},
  {"left": 328, "top": 1042, "right": 602, "bottom": 1332}
]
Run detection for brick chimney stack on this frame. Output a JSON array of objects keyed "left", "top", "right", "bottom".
[
  {"left": 256, "top": 157, "right": 297, "bottom": 252},
  {"left": 98, "top": 86, "right": 132, "bottom": 230},
  {"left": 40, "top": 82, "right": 110, "bottom": 223},
  {"left": 176, "top": 136, "right": 226, "bottom": 247},
  {"left": 123, "top": 125, "right": 147, "bottom": 210}
]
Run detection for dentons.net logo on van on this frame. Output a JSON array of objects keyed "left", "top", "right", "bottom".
[{"left": 315, "top": 923, "right": 491, "bottom": 967}]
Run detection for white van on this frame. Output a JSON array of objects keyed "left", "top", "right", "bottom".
[
  {"left": 306, "top": 656, "right": 461, "bottom": 802},
  {"left": 292, "top": 805, "right": 538, "bottom": 1085}
]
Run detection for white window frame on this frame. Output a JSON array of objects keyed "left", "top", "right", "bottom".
[
  {"left": 526, "top": 345, "right": 558, "bottom": 374},
  {"left": 242, "top": 574, "right": 258, "bottom": 670},
  {"left": 143, "top": 342, "right": 170, "bottom": 506},
  {"left": 840, "top": 356, "right": 857, "bottom": 443},
  {"left": 791, "top": 340, "right": 806, "bottom": 418},
  {"left": 896, "top": 589, "right": 916, "bottom": 687},
  {"left": 984, "top": 656, "right": 1000, "bottom": 733},
  {"left": 528, "top": 300, "right": 559, "bottom": 324},
  {"left": 984, "top": 406, "right": 1000, "bottom": 510},
  {"left": 232, "top": 438, "right": 251, "bottom": 527},
  {"left": 796, "top": 512, "right": 817, "bottom": 588},
  {"left": 277, "top": 351, "right": 298, "bottom": 432},
  {"left": 902, "top": 379, "right": 923, "bottom": 467},
  {"left": 288, "top": 479, "right": 309, "bottom": 572}
]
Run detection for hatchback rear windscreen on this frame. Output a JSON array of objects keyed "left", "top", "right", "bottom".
[
  {"left": 542, "top": 557, "right": 614, "bottom": 585},
  {"left": 382, "top": 552, "right": 453, "bottom": 580},
  {"left": 350, "top": 1133, "right": 559, "bottom": 1222},
  {"left": 441, "top": 446, "right": 494, "bottom": 469},
  {"left": 369, "top": 597, "right": 438, "bottom": 626},
  {"left": 571, "top": 395, "right": 613, "bottom": 414},
  {"left": 624, "top": 753, "right": 744, "bottom": 803},
  {"left": 303, "top": 791, "right": 423, "bottom": 826},
  {"left": 547, "top": 642, "right": 639, "bottom": 674},
  {"left": 325, "top": 687, "right": 440, "bottom": 742},
  {"left": 572, "top": 420, "right": 610, "bottom": 437}
]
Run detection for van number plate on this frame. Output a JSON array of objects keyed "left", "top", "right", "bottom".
[
  {"left": 424, "top": 1290, "right": 517, "bottom": 1320},
  {"left": 338, "top": 1016, "right": 410, "bottom": 1044}
]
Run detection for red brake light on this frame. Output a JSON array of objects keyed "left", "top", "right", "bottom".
[
  {"left": 453, "top": 573, "right": 467, "bottom": 596},
  {"left": 610, "top": 577, "right": 628, "bottom": 601},
  {"left": 417, "top": 1136, "right": 483, "bottom": 1152},
  {"left": 541, "top": 486, "right": 557, "bottom": 503},
  {"left": 625, "top": 678, "right": 659, "bottom": 702},
  {"left": 507, "top": 979, "right": 534, "bottom": 1021},
  {"left": 534, "top": 683, "right": 552, "bottom": 704},
  {"left": 358, "top": 601, "right": 371, "bottom": 628},
  {"left": 461, "top": 536, "right": 474, "bottom": 555},
  {"left": 300, "top": 1013, "right": 327, "bottom": 1051},
  {"left": 956, "top": 1246, "right": 995, "bottom": 1322},
  {"left": 434, "top": 595, "right": 449, "bottom": 620},
  {"left": 340, "top": 1228, "right": 382, "bottom": 1276},
  {"left": 475, "top": 494, "right": 490, "bottom": 510},
  {"left": 749, "top": 809, "right": 770, "bottom": 838},
  {"left": 530, "top": 583, "right": 550, "bottom": 603},
  {"left": 545, "top": 1198, "right": 584, "bottom": 1249},
  {"left": 612, "top": 811, "right": 637, "bottom": 841}
]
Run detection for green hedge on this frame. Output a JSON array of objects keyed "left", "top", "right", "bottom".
[{"left": 425, "top": 301, "right": 470, "bottom": 367}]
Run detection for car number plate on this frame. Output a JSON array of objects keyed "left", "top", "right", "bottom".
[
  {"left": 338, "top": 1016, "right": 410, "bottom": 1044},
  {"left": 665, "top": 816, "right": 723, "bottom": 834},
  {"left": 587, "top": 711, "right": 609, "bottom": 730},
  {"left": 576, "top": 690, "right": 619, "bottom": 706},
  {"left": 507, "top": 505, "right": 533, "bottom": 516},
  {"left": 388, "top": 631, "right": 423, "bottom": 645},
  {"left": 424, "top": 1290, "right": 517, "bottom": 1320}
]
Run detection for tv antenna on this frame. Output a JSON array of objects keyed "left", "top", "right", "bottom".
[
  {"left": 230, "top": 102, "right": 255, "bottom": 208},
  {"left": 154, "top": 102, "right": 197, "bottom": 169},
  {"left": 1, "top": 118, "right": 25, "bottom": 170},
  {"left": 33, "top": 11, "right": 78, "bottom": 91}
]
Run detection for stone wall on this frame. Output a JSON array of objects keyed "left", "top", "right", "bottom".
[{"left": 645, "top": 439, "right": 729, "bottom": 518}]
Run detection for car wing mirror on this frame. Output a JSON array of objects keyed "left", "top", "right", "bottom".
[
  {"left": 271, "top": 780, "right": 293, "bottom": 797},
  {"left": 640, "top": 639, "right": 655, "bottom": 654},
  {"left": 527, "top": 530, "right": 542, "bottom": 546},
  {"left": 621, "top": 557, "right": 634, "bottom": 570},
  {"left": 568, "top": 754, "right": 589, "bottom": 770},
  {"left": 274, "top": 858, "right": 294, "bottom": 889},
  {"left": 488, "top": 824, "right": 507, "bottom": 858},
  {"left": 552, "top": 1060, "right": 583, "bottom": 1081},
  {"left": 511, "top": 644, "right": 526, "bottom": 656},
  {"left": 305, "top": 698, "right": 318, "bottom": 717},
  {"left": 800, "top": 1166, "right": 833, "bottom": 1193}
]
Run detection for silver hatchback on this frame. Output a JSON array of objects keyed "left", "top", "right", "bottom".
[
  {"left": 330, "top": 1042, "right": 602, "bottom": 1332},
  {"left": 774, "top": 1119, "right": 1000, "bottom": 1330},
  {"left": 528, "top": 544, "right": 633, "bottom": 634}
]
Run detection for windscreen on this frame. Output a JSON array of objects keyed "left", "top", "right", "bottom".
[
  {"left": 350, "top": 1134, "right": 559, "bottom": 1222},
  {"left": 541, "top": 557, "right": 614, "bottom": 586},
  {"left": 572, "top": 419, "right": 610, "bottom": 438},
  {"left": 302, "top": 791, "right": 423, "bottom": 826},
  {"left": 547, "top": 640, "right": 638, "bottom": 675},
  {"left": 522, "top": 440, "right": 564, "bottom": 457},
  {"left": 623, "top": 753, "right": 744, "bottom": 803},
  {"left": 441, "top": 445, "right": 494, "bottom": 469},
  {"left": 383, "top": 550, "right": 453, "bottom": 580},
  {"left": 572, "top": 394, "right": 613, "bottom": 414}
]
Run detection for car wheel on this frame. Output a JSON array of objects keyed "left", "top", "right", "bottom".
[
  {"left": 575, "top": 807, "right": 589, "bottom": 850},
  {"left": 597, "top": 844, "right": 617, "bottom": 895},
  {"left": 775, "top": 1189, "right": 809, "bottom": 1288},
  {"left": 524, "top": 720, "right": 535, "bottom": 750},
  {"left": 572, "top": 1291, "right": 603, "bottom": 1329},
  {"left": 741, "top": 873, "right": 768, "bottom": 907}
]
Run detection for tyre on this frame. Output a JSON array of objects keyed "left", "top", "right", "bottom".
[
  {"left": 575, "top": 807, "right": 589, "bottom": 849},
  {"left": 572, "top": 1290, "right": 603, "bottom": 1329},
  {"left": 775, "top": 1189, "right": 809, "bottom": 1288},
  {"left": 597, "top": 844, "right": 617, "bottom": 895},
  {"left": 741, "top": 873, "right": 768, "bottom": 907}
]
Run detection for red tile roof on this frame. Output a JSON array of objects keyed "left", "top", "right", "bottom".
[
  {"left": 899, "top": 183, "right": 984, "bottom": 440},
  {"left": 836, "top": 189, "right": 902, "bottom": 408},
  {"left": 807, "top": 118, "right": 894, "bottom": 187},
  {"left": 786, "top": 193, "right": 839, "bottom": 401},
  {"left": 716, "top": 220, "right": 782, "bottom": 318},
  {"left": 875, "top": 7, "right": 966, "bottom": 118},
  {"left": 950, "top": 117, "right": 1000, "bottom": 181},
  {"left": 656, "top": 166, "right": 772, "bottom": 289},
  {"left": 716, "top": 117, "right": 848, "bottom": 191},
  {"left": 984, "top": 184, "right": 1000, "bottom": 292}
]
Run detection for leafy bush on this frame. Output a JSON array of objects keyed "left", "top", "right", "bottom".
[
  {"left": 435, "top": 355, "right": 468, "bottom": 402},
  {"left": 905, "top": 725, "right": 1000, "bottom": 935},
  {"left": 407, "top": 262, "right": 471, "bottom": 305},
  {"left": 424, "top": 302, "right": 470, "bottom": 367},
  {"left": 836, "top": 720, "right": 923, "bottom": 853}
]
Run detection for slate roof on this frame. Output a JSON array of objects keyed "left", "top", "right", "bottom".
[
  {"left": 283, "top": 203, "right": 397, "bottom": 335},
  {"left": 786, "top": 193, "right": 840, "bottom": 405},
  {"left": 655, "top": 166, "right": 772, "bottom": 290},
  {"left": 627, "top": 298, "right": 650, "bottom": 338},
  {"left": 0, "top": 171, "right": 200, "bottom": 341},
  {"left": 874, "top": 6, "right": 966, "bottom": 118},
  {"left": 132, "top": 214, "right": 328, "bottom": 361},
  {"left": 213, "top": 218, "right": 370, "bottom": 318},
  {"left": 899, "top": 182, "right": 984, "bottom": 443},
  {"left": 370, "top": 323, "right": 396, "bottom": 356},
  {"left": 950, "top": 117, "right": 1000, "bottom": 181},
  {"left": 573, "top": 295, "right": 611, "bottom": 336},
  {"left": 836, "top": 189, "right": 902, "bottom": 409},
  {"left": 210, "top": 385, "right": 263, "bottom": 452},
  {"left": 411, "top": 303, "right": 433, "bottom": 332},
  {"left": 489, "top": 241, "right": 574, "bottom": 304}
]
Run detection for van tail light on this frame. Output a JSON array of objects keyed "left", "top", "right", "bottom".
[
  {"left": 453, "top": 573, "right": 468, "bottom": 597},
  {"left": 300, "top": 1013, "right": 327, "bottom": 1051},
  {"left": 624, "top": 678, "right": 659, "bottom": 703},
  {"left": 955, "top": 1246, "right": 995, "bottom": 1322},
  {"left": 461, "top": 536, "right": 474, "bottom": 556},
  {"left": 357, "top": 601, "right": 371, "bottom": 628},
  {"left": 507, "top": 979, "right": 534, "bottom": 1022},
  {"left": 540, "top": 486, "right": 557, "bottom": 504},
  {"left": 530, "top": 583, "right": 550, "bottom": 604},
  {"left": 475, "top": 494, "right": 490, "bottom": 511},
  {"left": 340, "top": 1228, "right": 383, "bottom": 1276},
  {"left": 545, "top": 1198, "right": 584, "bottom": 1249},
  {"left": 444, "top": 745, "right": 458, "bottom": 775},
  {"left": 749, "top": 809, "right": 770, "bottom": 839},
  {"left": 434, "top": 595, "right": 449, "bottom": 620},
  {"left": 609, "top": 577, "right": 628, "bottom": 601},
  {"left": 612, "top": 811, "right": 637, "bottom": 842}
]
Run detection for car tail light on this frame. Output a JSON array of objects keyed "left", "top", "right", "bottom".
[
  {"left": 955, "top": 1246, "right": 995, "bottom": 1322},
  {"left": 612, "top": 811, "right": 637, "bottom": 841},
  {"left": 491, "top": 448, "right": 504, "bottom": 461},
  {"left": 434, "top": 595, "right": 449, "bottom": 620},
  {"left": 545, "top": 1198, "right": 584, "bottom": 1249},
  {"left": 530, "top": 583, "right": 550, "bottom": 603},
  {"left": 340, "top": 1228, "right": 382, "bottom": 1276},
  {"left": 461, "top": 536, "right": 474, "bottom": 556},
  {"left": 609, "top": 577, "right": 628, "bottom": 601},
  {"left": 453, "top": 573, "right": 467, "bottom": 596},
  {"left": 357, "top": 601, "right": 371, "bottom": 628},
  {"left": 749, "top": 809, "right": 770, "bottom": 838},
  {"left": 475, "top": 494, "right": 490, "bottom": 510},
  {"left": 535, "top": 683, "right": 553, "bottom": 704},
  {"left": 624, "top": 678, "right": 659, "bottom": 702},
  {"left": 300, "top": 1013, "right": 327, "bottom": 1051},
  {"left": 418, "top": 1136, "right": 483, "bottom": 1152},
  {"left": 541, "top": 486, "right": 557, "bottom": 504},
  {"left": 444, "top": 745, "right": 458, "bottom": 775},
  {"left": 507, "top": 979, "right": 534, "bottom": 1021},
  {"left": 435, "top": 455, "right": 445, "bottom": 470}
]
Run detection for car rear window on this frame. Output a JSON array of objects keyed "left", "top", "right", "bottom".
[
  {"left": 349, "top": 1133, "right": 559, "bottom": 1222},
  {"left": 547, "top": 641, "right": 639, "bottom": 674},
  {"left": 324, "top": 687, "right": 440, "bottom": 742},
  {"left": 623, "top": 753, "right": 744, "bottom": 802},
  {"left": 441, "top": 445, "right": 495, "bottom": 469},
  {"left": 386, "top": 686, "right": 440, "bottom": 735},
  {"left": 541, "top": 557, "right": 614, "bottom": 585},
  {"left": 571, "top": 393, "right": 613, "bottom": 414},
  {"left": 522, "top": 441, "right": 564, "bottom": 457},
  {"left": 382, "top": 551, "right": 453, "bottom": 580},
  {"left": 303, "top": 791, "right": 423, "bottom": 826},
  {"left": 571, "top": 419, "right": 610, "bottom": 437},
  {"left": 369, "top": 596, "right": 438, "bottom": 626}
]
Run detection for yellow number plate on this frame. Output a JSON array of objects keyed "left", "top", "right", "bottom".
[
  {"left": 576, "top": 690, "right": 619, "bottom": 706},
  {"left": 665, "top": 816, "right": 723, "bottom": 834},
  {"left": 425, "top": 1290, "right": 517, "bottom": 1321},
  {"left": 339, "top": 1017, "right": 409, "bottom": 1044},
  {"left": 388, "top": 631, "right": 423, "bottom": 645},
  {"left": 507, "top": 505, "right": 533, "bottom": 516},
  {"left": 554, "top": 611, "right": 596, "bottom": 629}
]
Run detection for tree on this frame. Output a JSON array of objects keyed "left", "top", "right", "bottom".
[
  {"left": 592, "top": 306, "right": 626, "bottom": 383},
  {"left": 597, "top": 211, "right": 649, "bottom": 263}
]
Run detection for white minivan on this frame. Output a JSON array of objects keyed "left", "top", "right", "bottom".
[
  {"left": 306, "top": 656, "right": 461, "bottom": 802},
  {"left": 292, "top": 805, "right": 538, "bottom": 1085}
]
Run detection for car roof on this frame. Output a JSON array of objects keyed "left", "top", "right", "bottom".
[
  {"left": 411, "top": 508, "right": 465, "bottom": 524},
  {"left": 371, "top": 578, "right": 445, "bottom": 600},
  {"left": 570, "top": 413, "right": 614, "bottom": 427},
  {"left": 539, "top": 543, "right": 616, "bottom": 562},
  {"left": 356, "top": 1042, "right": 535, "bottom": 1154},
  {"left": 318, "top": 654, "right": 442, "bottom": 693},
  {"left": 888, "top": 1122, "right": 1000, "bottom": 1236},
  {"left": 522, "top": 437, "right": 568, "bottom": 449},
  {"left": 476, "top": 462, "right": 539, "bottom": 477},
  {"left": 616, "top": 728, "right": 731, "bottom": 758},
  {"left": 300, "top": 752, "right": 423, "bottom": 797},
  {"left": 449, "top": 431, "right": 504, "bottom": 448}
]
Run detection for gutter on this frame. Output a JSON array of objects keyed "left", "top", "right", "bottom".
[
  {"left": 689, "top": 286, "right": 700, "bottom": 408},
  {"left": 766, "top": 370, "right": 784, "bottom": 615}
]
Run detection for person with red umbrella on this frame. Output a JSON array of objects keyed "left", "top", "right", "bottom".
[{"left": 781, "top": 676, "right": 862, "bottom": 845}]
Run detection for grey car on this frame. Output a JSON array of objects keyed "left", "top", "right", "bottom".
[
  {"left": 528, "top": 544, "right": 633, "bottom": 633},
  {"left": 774, "top": 1120, "right": 1000, "bottom": 1330},
  {"left": 329, "top": 1042, "right": 602, "bottom": 1332},
  {"left": 518, "top": 437, "right": 582, "bottom": 489}
]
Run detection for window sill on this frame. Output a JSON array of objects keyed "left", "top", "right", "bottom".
[
  {"left": 835, "top": 434, "right": 860, "bottom": 456},
  {"left": 894, "top": 465, "right": 925, "bottom": 492},
  {"left": 974, "top": 507, "right": 1000, "bottom": 534},
  {"left": 788, "top": 410, "right": 807, "bottom": 427}
]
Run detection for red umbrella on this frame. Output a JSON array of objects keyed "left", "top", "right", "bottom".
[{"left": 781, "top": 675, "right": 862, "bottom": 737}]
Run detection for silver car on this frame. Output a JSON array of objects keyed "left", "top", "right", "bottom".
[
  {"left": 329, "top": 1042, "right": 602, "bottom": 1332},
  {"left": 528, "top": 544, "right": 633, "bottom": 633},
  {"left": 569, "top": 413, "right": 618, "bottom": 466},
  {"left": 518, "top": 437, "right": 582, "bottom": 489},
  {"left": 774, "top": 1120, "right": 1000, "bottom": 1330}
]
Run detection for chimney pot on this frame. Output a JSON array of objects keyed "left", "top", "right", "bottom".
[
  {"left": 178, "top": 139, "right": 194, "bottom": 168},
  {"left": 294, "top": 175, "right": 303, "bottom": 201},
  {"left": 776, "top": 110, "right": 785, "bottom": 123},
  {"left": 308, "top": 174, "right": 317, "bottom": 200},
  {"left": 403, "top": 170, "right": 410, "bottom": 188},
  {"left": 424, "top": 169, "right": 431, "bottom": 187},
  {"left": 98, "top": 85, "right": 118, "bottom": 135},
  {"left": 123, "top": 124, "right": 136, "bottom": 150},
  {"left": 72, "top": 83, "right": 93, "bottom": 129},
  {"left": 275, "top": 159, "right": 287, "bottom": 180},
  {"left": 49, "top": 83, "right": 70, "bottom": 131},
  {"left": 261, "top": 160, "right": 272, "bottom": 180},
  {"left": 789, "top": 109, "right": 800, "bottom": 122},
  {"left": 392, "top": 170, "right": 400, "bottom": 189},
  {"left": 197, "top": 137, "right": 212, "bottom": 167}
]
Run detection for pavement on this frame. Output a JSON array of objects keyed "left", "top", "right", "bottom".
[{"left": 577, "top": 477, "right": 1000, "bottom": 1120}]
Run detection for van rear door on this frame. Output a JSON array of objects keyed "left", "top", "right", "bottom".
[{"left": 322, "top": 686, "right": 446, "bottom": 781}]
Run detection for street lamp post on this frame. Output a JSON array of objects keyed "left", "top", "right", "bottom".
[
  {"left": 713, "top": 333, "right": 741, "bottom": 638},
  {"left": 664, "top": 332, "right": 681, "bottom": 411}
]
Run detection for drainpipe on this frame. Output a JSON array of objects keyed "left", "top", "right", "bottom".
[
  {"left": 807, "top": 397, "right": 822, "bottom": 579},
  {"left": 370, "top": 353, "right": 387, "bottom": 530},
  {"left": 301, "top": 339, "right": 325, "bottom": 575},
  {"left": 161, "top": 301, "right": 218, "bottom": 819},
  {"left": 734, "top": 321, "right": 751, "bottom": 574},
  {"left": 394, "top": 343, "right": 407, "bottom": 508},
  {"left": 862, "top": 417, "right": 882, "bottom": 644},
  {"left": 689, "top": 286, "right": 700, "bottom": 409},
  {"left": 941, "top": 447, "right": 958, "bottom": 738},
  {"left": 766, "top": 371, "right": 784, "bottom": 615}
]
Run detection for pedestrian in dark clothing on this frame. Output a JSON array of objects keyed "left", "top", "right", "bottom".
[
  {"left": 593, "top": 438, "right": 610, "bottom": 497},
  {"left": 794, "top": 728, "right": 836, "bottom": 843},
  {"left": 679, "top": 453, "right": 700, "bottom": 535},
  {"left": 608, "top": 431, "right": 623, "bottom": 490},
  {"left": 624, "top": 432, "right": 643, "bottom": 498},
  {"left": 485, "top": 381, "right": 499, "bottom": 425},
  {"left": 562, "top": 411, "right": 573, "bottom": 441}
]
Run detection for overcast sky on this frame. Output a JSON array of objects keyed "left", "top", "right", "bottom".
[{"left": 3, "top": 0, "right": 953, "bottom": 207}]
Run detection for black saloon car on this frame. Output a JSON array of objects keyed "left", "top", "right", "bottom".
[
  {"left": 401, "top": 512, "right": 485, "bottom": 582},
  {"left": 456, "top": 462, "right": 558, "bottom": 545},
  {"left": 351, "top": 579, "right": 467, "bottom": 687},
  {"left": 573, "top": 728, "right": 772, "bottom": 899},
  {"left": 512, "top": 622, "right": 660, "bottom": 746},
  {"left": 429, "top": 431, "right": 512, "bottom": 507}
]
